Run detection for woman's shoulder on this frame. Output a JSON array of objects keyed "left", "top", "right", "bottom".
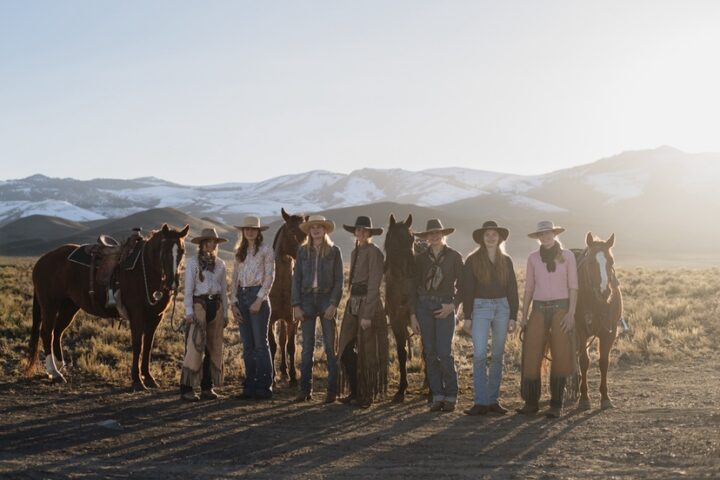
[
  {"left": 185, "top": 256, "right": 199, "bottom": 269},
  {"left": 445, "top": 246, "right": 463, "bottom": 260},
  {"left": 260, "top": 244, "right": 274, "bottom": 255}
]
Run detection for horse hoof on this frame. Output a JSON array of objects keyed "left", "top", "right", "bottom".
[
  {"left": 391, "top": 392, "right": 405, "bottom": 403},
  {"left": 288, "top": 378, "right": 298, "bottom": 387},
  {"left": 578, "top": 398, "right": 591, "bottom": 411},
  {"left": 132, "top": 381, "right": 148, "bottom": 392},
  {"left": 51, "top": 374, "right": 67, "bottom": 384},
  {"left": 143, "top": 377, "right": 160, "bottom": 389},
  {"left": 601, "top": 398, "right": 614, "bottom": 410}
]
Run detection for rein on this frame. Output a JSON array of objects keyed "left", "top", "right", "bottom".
[{"left": 139, "top": 238, "right": 182, "bottom": 332}]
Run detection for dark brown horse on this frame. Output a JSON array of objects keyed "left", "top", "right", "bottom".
[
  {"left": 384, "top": 213, "right": 415, "bottom": 402},
  {"left": 269, "top": 208, "right": 308, "bottom": 385},
  {"left": 573, "top": 232, "right": 623, "bottom": 410},
  {"left": 26, "top": 224, "right": 190, "bottom": 391}
]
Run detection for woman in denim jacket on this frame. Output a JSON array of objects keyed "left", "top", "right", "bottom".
[{"left": 291, "top": 215, "right": 344, "bottom": 403}]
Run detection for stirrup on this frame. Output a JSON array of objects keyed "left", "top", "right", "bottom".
[{"left": 105, "top": 288, "right": 117, "bottom": 308}]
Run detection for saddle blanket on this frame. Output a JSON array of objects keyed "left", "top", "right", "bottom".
[{"left": 67, "top": 241, "right": 143, "bottom": 270}]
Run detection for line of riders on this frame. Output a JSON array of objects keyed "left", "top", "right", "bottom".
[{"left": 183, "top": 215, "right": 579, "bottom": 419}]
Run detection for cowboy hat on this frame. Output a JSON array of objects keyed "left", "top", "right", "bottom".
[
  {"left": 527, "top": 220, "right": 565, "bottom": 239},
  {"left": 234, "top": 215, "right": 269, "bottom": 232},
  {"left": 414, "top": 218, "right": 455, "bottom": 238},
  {"left": 190, "top": 227, "right": 228, "bottom": 245},
  {"left": 300, "top": 215, "right": 335, "bottom": 234},
  {"left": 342, "top": 216, "right": 383, "bottom": 236},
  {"left": 472, "top": 220, "right": 509, "bottom": 244}
]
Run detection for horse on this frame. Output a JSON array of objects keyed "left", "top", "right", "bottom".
[
  {"left": 572, "top": 232, "right": 623, "bottom": 410},
  {"left": 269, "top": 208, "right": 308, "bottom": 386},
  {"left": 25, "top": 224, "right": 190, "bottom": 391},
  {"left": 383, "top": 213, "right": 416, "bottom": 402}
]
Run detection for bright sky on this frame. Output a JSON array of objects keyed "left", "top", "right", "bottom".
[{"left": 1, "top": 1, "right": 719, "bottom": 185}]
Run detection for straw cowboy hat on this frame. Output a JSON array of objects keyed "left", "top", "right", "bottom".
[
  {"left": 472, "top": 220, "right": 510, "bottom": 244},
  {"left": 343, "top": 216, "right": 383, "bottom": 236},
  {"left": 190, "top": 227, "right": 228, "bottom": 245},
  {"left": 527, "top": 220, "right": 565, "bottom": 239},
  {"left": 299, "top": 215, "right": 335, "bottom": 234},
  {"left": 415, "top": 218, "right": 455, "bottom": 238},
  {"left": 234, "top": 215, "right": 269, "bottom": 232}
]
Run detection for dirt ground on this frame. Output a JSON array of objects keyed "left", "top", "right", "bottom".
[{"left": 1, "top": 355, "right": 718, "bottom": 480}]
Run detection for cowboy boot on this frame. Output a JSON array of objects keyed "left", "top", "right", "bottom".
[
  {"left": 547, "top": 376, "right": 566, "bottom": 418},
  {"left": 516, "top": 379, "right": 540, "bottom": 414}
]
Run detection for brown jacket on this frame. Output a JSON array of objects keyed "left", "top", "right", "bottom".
[{"left": 349, "top": 243, "right": 385, "bottom": 320}]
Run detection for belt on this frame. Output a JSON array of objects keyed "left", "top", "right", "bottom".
[
  {"left": 194, "top": 294, "right": 220, "bottom": 302},
  {"left": 533, "top": 299, "right": 569, "bottom": 309}
]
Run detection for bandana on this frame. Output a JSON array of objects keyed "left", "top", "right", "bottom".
[
  {"left": 540, "top": 241, "right": 560, "bottom": 273},
  {"left": 424, "top": 246, "right": 447, "bottom": 292}
]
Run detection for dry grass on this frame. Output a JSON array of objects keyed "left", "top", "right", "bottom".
[{"left": 1, "top": 257, "right": 718, "bottom": 392}]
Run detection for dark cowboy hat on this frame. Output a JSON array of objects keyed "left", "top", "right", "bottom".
[
  {"left": 414, "top": 218, "right": 455, "bottom": 238},
  {"left": 343, "top": 216, "right": 383, "bottom": 236},
  {"left": 472, "top": 220, "right": 510, "bottom": 244},
  {"left": 190, "top": 228, "right": 228, "bottom": 245}
]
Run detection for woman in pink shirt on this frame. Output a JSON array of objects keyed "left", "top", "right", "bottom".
[{"left": 518, "top": 221, "right": 578, "bottom": 418}]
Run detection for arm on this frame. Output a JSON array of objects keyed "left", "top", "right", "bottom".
[
  {"left": 257, "top": 245, "right": 275, "bottom": 301},
  {"left": 291, "top": 247, "right": 303, "bottom": 307},
  {"left": 451, "top": 252, "right": 464, "bottom": 311},
  {"left": 506, "top": 257, "right": 519, "bottom": 321},
  {"left": 183, "top": 258, "right": 196, "bottom": 316},
  {"left": 219, "top": 261, "right": 228, "bottom": 320},
  {"left": 521, "top": 256, "right": 534, "bottom": 325},
  {"left": 461, "top": 259, "right": 475, "bottom": 321},
  {"left": 230, "top": 260, "right": 239, "bottom": 305},
  {"left": 359, "top": 246, "right": 385, "bottom": 320},
  {"left": 329, "top": 246, "right": 344, "bottom": 307}
]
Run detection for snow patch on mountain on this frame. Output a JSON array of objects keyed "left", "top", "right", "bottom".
[{"left": 0, "top": 200, "right": 106, "bottom": 223}]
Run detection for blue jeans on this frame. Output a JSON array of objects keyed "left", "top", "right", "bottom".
[
  {"left": 299, "top": 293, "right": 338, "bottom": 395},
  {"left": 415, "top": 295, "right": 458, "bottom": 403},
  {"left": 471, "top": 297, "right": 510, "bottom": 405},
  {"left": 236, "top": 286, "right": 273, "bottom": 396}
]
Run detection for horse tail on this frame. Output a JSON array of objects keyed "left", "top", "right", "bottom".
[{"left": 25, "top": 292, "right": 42, "bottom": 376}]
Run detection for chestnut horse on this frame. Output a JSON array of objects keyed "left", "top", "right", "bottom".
[
  {"left": 269, "top": 208, "right": 308, "bottom": 385},
  {"left": 573, "top": 232, "right": 623, "bottom": 410},
  {"left": 26, "top": 224, "right": 190, "bottom": 391},
  {"left": 384, "top": 213, "right": 415, "bottom": 402}
]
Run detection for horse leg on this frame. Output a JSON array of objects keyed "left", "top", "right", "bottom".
[
  {"left": 578, "top": 341, "right": 591, "bottom": 410},
  {"left": 141, "top": 315, "right": 162, "bottom": 388},
  {"left": 599, "top": 332, "right": 614, "bottom": 409},
  {"left": 390, "top": 321, "right": 408, "bottom": 403},
  {"left": 40, "top": 300, "right": 65, "bottom": 383},
  {"left": 268, "top": 319, "right": 278, "bottom": 386},
  {"left": 287, "top": 320, "right": 298, "bottom": 386},
  {"left": 53, "top": 299, "right": 79, "bottom": 372},
  {"left": 129, "top": 316, "right": 147, "bottom": 391}
]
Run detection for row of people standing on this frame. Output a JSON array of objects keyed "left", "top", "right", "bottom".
[{"left": 179, "top": 213, "right": 578, "bottom": 418}]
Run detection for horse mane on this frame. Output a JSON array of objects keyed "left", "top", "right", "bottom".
[{"left": 272, "top": 224, "right": 285, "bottom": 251}]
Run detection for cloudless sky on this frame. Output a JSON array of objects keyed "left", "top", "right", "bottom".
[{"left": 1, "top": 0, "right": 719, "bottom": 184}]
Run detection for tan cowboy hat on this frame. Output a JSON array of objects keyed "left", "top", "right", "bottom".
[
  {"left": 473, "top": 220, "right": 510, "bottom": 244},
  {"left": 190, "top": 227, "right": 228, "bottom": 245},
  {"left": 414, "top": 218, "right": 455, "bottom": 238},
  {"left": 527, "top": 220, "right": 565, "bottom": 239},
  {"left": 234, "top": 215, "right": 269, "bottom": 231},
  {"left": 300, "top": 215, "right": 335, "bottom": 234},
  {"left": 342, "top": 216, "right": 383, "bottom": 236}
]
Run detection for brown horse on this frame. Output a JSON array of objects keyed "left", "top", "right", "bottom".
[
  {"left": 573, "top": 232, "right": 623, "bottom": 410},
  {"left": 384, "top": 213, "right": 415, "bottom": 402},
  {"left": 269, "top": 208, "right": 308, "bottom": 385},
  {"left": 26, "top": 224, "right": 190, "bottom": 391}
]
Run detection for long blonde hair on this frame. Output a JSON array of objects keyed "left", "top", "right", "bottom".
[
  {"left": 301, "top": 233, "right": 334, "bottom": 258},
  {"left": 467, "top": 241, "right": 511, "bottom": 287}
]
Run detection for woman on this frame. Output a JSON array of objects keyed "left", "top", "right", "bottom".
[
  {"left": 231, "top": 216, "right": 275, "bottom": 400},
  {"left": 461, "top": 221, "right": 519, "bottom": 416},
  {"left": 337, "top": 216, "right": 389, "bottom": 408},
  {"left": 409, "top": 219, "right": 463, "bottom": 412},
  {"left": 291, "top": 215, "right": 344, "bottom": 404},
  {"left": 518, "top": 220, "right": 578, "bottom": 418},
  {"left": 180, "top": 228, "right": 229, "bottom": 402}
]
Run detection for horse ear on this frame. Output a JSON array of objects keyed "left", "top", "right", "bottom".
[
  {"left": 179, "top": 224, "right": 190, "bottom": 238},
  {"left": 389, "top": 214, "right": 396, "bottom": 226},
  {"left": 162, "top": 224, "right": 169, "bottom": 234},
  {"left": 405, "top": 213, "right": 412, "bottom": 227},
  {"left": 586, "top": 231, "right": 594, "bottom": 247},
  {"left": 607, "top": 233, "right": 615, "bottom": 248},
  {"left": 281, "top": 208, "right": 290, "bottom": 221}
]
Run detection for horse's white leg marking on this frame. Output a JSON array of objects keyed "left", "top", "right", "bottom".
[
  {"left": 44, "top": 354, "right": 63, "bottom": 379},
  {"left": 596, "top": 251, "right": 608, "bottom": 293}
]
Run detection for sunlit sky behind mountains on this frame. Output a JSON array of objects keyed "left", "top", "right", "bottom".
[{"left": 2, "top": 1, "right": 720, "bottom": 184}]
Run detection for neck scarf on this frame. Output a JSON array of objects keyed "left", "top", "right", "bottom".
[
  {"left": 540, "top": 241, "right": 560, "bottom": 273},
  {"left": 198, "top": 251, "right": 216, "bottom": 282},
  {"left": 424, "top": 246, "right": 447, "bottom": 292}
]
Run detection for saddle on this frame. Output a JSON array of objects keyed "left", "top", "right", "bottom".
[{"left": 86, "top": 229, "right": 145, "bottom": 303}]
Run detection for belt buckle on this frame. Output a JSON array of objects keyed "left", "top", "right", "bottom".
[{"left": 207, "top": 294, "right": 215, "bottom": 301}]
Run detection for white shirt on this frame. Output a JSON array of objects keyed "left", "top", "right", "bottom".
[{"left": 183, "top": 256, "right": 228, "bottom": 318}]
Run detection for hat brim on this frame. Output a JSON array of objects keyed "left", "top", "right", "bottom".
[
  {"left": 415, "top": 228, "right": 455, "bottom": 238},
  {"left": 300, "top": 220, "right": 335, "bottom": 234},
  {"left": 190, "top": 236, "right": 228, "bottom": 245},
  {"left": 343, "top": 225, "right": 384, "bottom": 236},
  {"left": 472, "top": 227, "right": 509, "bottom": 244},
  {"left": 527, "top": 227, "right": 565, "bottom": 239},
  {"left": 233, "top": 225, "right": 270, "bottom": 232}
]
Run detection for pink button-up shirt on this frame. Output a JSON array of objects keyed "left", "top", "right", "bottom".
[{"left": 524, "top": 249, "right": 578, "bottom": 301}]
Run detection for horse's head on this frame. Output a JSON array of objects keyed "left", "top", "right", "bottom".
[
  {"left": 273, "top": 208, "right": 308, "bottom": 259},
  {"left": 582, "top": 231, "right": 616, "bottom": 300},
  {"left": 384, "top": 214, "right": 414, "bottom": 269},
  {"left": 150, "top": 223, "right": 190, "bottom": 293}
]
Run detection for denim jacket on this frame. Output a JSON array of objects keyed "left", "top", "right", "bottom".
[{"left": 291, "top": 244, "right": 344, "bottom": 307}]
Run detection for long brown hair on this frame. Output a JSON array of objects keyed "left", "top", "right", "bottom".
[
  {"left": 468, "top": 241, "right": 510, "bottom": 287},
  {"left": 301, "top": 233, "right": 334, "bottom": 258},
  {"left": 197, "top": 239, "right": 217, "bottom": 282},
  {"left": 235, "top": 231, "right": 264, "bottom": 262}
]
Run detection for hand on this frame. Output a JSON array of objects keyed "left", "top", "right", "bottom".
[
  {"left": 517, "top": 315, "right": 528, "bottom": 333},
  {"left": 323, "top": 304, "right": 337, "bottom": 320},
  {"left": 433, "top": 303, "right": 455, "bottom": 319},
  {"left": 360, "top": 318, "right": 371, "bottom": 331},
  {"left": 250, "top": 298, "right": 263, "bottom": 315},
  {"left": 410, "top": 314, "right": 420, "bottom": 336},
  {"left": 232, "top": 305, "right": 244, "bottom": 324},
  {"left": 293, "top": 306, "right": 305, "bottom": 321},
  {"left": 561, "top": 312, "right": 575, "bottom": 334},
  {"left": 508, "top": 319, "right": 516, "bottom": 333},
  {"left": 184, "top": 314, "right": 194, "bottom": 326},
  {"left": 462, "top": 319, "right": 472, "bottom": 336}
]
